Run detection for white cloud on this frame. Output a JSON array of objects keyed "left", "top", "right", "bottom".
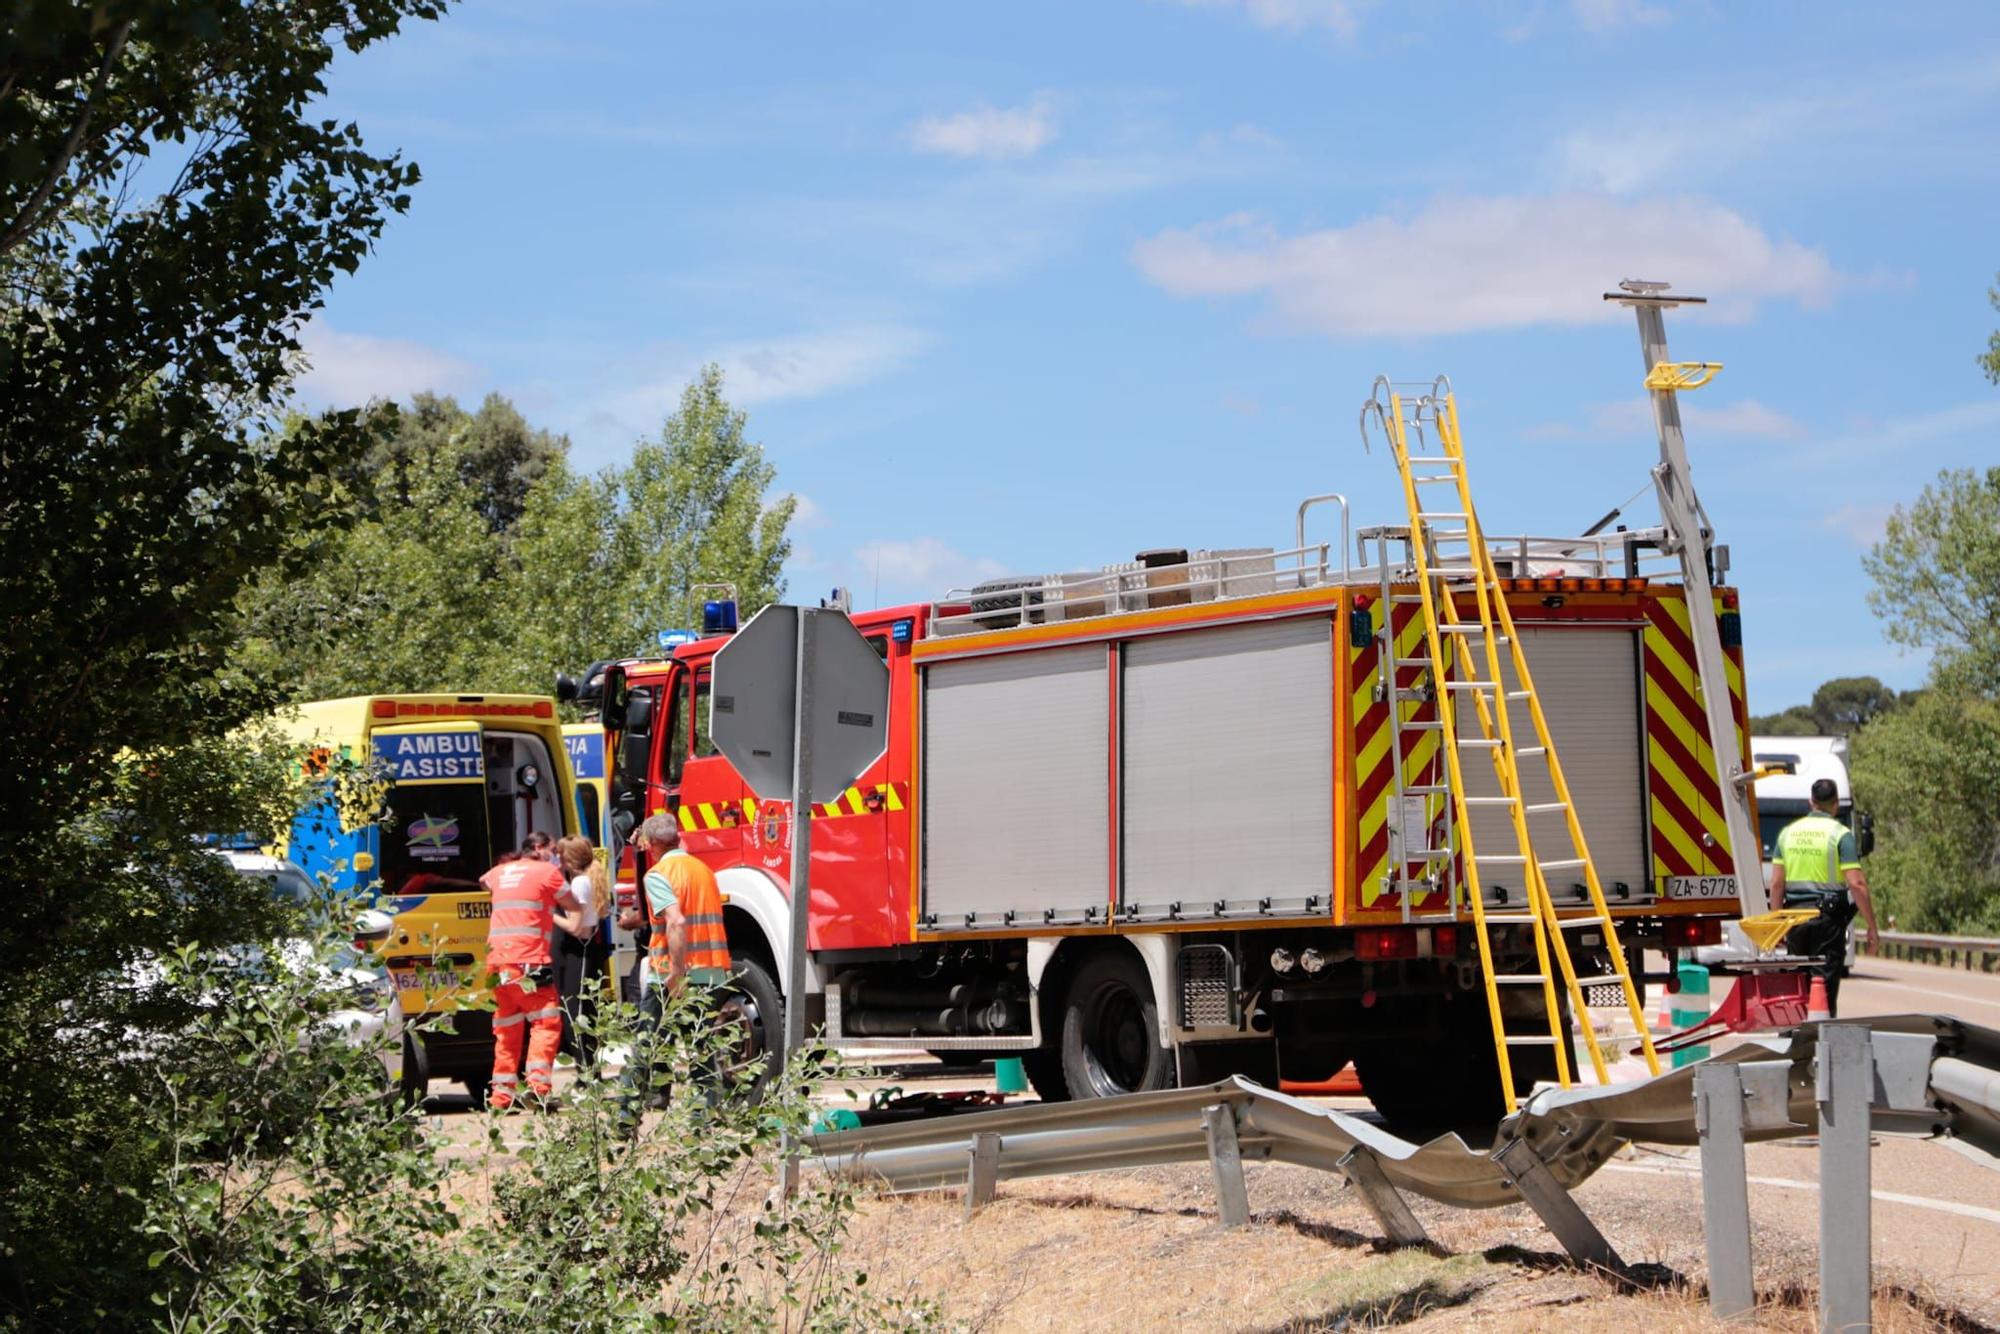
[
  {"left": 606, "top": 325, "right": 933, "bottom": 427},
  {"left": 1571, "top": 0, "right": 1668, "bottom": 31},
  {"left": 854, "top": 538, "right": 1009, "bottom": 599},
  {"left": 293, "top": 320, "right": 479, "bottom": 405},
  {"left": 1526, "top": 396, "right": 1807, "bottom": 443},
  {"left": 1822, "top": 502, "right": 1896, "bottom": 550},
  {"left": 783, "top": 493, "right": 826, "bottom": 527},
  {"left": 909, "top": 96, "right": 1058, "bottom": 161},
  {"left": 1169, "top": 0, "right": 1364, "bottom": 37},
  {"left": 1131, "top": 195, "right": 1840, "bottom": 337},
  {"left": 1808, "top": 400, "right": 2000, "bottom": 464}
]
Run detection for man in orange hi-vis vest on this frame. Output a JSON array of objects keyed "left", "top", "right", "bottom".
[
  {"left": 616, "top": 813, "right": 733, "bottom": 1133},
  {"left": 481, "top": 840, "right": 567, "bottom": 1110}
]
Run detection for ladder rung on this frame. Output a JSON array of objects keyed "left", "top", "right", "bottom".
[
  {"left": 1438, "top": 624, "right": 1489, "bottom": 635},
  {"left": 1516, "top": 746, "right": 1546, "bottom": 757},
  {"left": 1413, "top": 474, "right": 1459, "bottom": 484},
  {"left": 1575, "top": 974, "right": 1627, "bottom": 988},
  {"left": 1506, "top": 689, "right": 1532, "bottom": 700},
  {"left": 1461, "top": 796, "right": 1517, "bottom": 806},
  {"left": 1480, "top": 854, "right": 1528, "bottom": 864},
  {"left": 1457, "top": 738, "right": 1504, "bottom": 749},
  {"left": 1406, "top": 455, "right": 1456, "bottom": 465},
  {"left": 1556, "top": 914, "right": 1609, "bottom": 927},
  {"left": 1402, "top": 720, "right": 1444, "bottom": 731},
  {"left": 1539, "top": 858, "right": 1587, "bottom": 870},
  {"left": 1504, "top": 1036, "right": 1561, "bottom": 1046},
  {"left": 1444, "top": 680, "right": 1498, "bottom": 691},
  {"left": 1402, "top": 784, "right": 1448, "bottom": 795},
  {"left": 1481, "top": 913, "right": 1539, "bottom": 924},
  {"left": 1495, "top": 974, "right": 1549, "bottom": 984},
  {"left": 1417, "top": 511, "right": 1468, "bottom": 520},
  {"left": 1524, "top": 802, "right": 1568, "bottom": 814}
]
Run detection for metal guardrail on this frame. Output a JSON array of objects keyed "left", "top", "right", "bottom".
[
  {"left": 810, "top": 1015, "right": 1998, "bottom": 1318},
  {"left": 1870, "top": 930, "right": 2000, "bottom": 973}
]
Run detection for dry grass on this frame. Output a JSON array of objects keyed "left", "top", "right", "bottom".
[{"left": 426, "top": 1110, "right": 1987, "bottom": 1332}]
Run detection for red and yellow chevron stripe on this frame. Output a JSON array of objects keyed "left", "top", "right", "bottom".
[
  {"left": 1643, "top": 592, "right": 1749, "bottom": 880},
  {"left": 677, "top": 782, "right": 907, "bottom": 832},
  {"left": 1352, "top": 599, "right": 1453, "bottom": 912}
]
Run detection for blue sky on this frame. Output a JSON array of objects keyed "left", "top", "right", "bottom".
[{"left": 300, "top": 0, "right": 2000, "bottom": 710}]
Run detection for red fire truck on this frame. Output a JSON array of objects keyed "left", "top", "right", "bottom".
[{"left": 574, "top": 505, "right": 1750, "bottom": 1120}]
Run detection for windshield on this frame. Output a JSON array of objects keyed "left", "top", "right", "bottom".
[{"left": 1757, "top": 800, "right": 1852, "bottom": 860}]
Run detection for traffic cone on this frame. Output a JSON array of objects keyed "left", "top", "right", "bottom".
[
  {"left": 1653, "top": 985, "right": 1676, "bottom": 1038},
  {"left": 1806, "top": 974, "right": 1831, "bottom": 1022}
]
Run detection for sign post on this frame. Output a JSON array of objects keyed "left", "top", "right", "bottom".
[{"left": 710, "top": 604, "right": 889, "bottom": 1194}]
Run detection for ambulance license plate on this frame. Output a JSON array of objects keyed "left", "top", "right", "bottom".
[
  {"left": 1665, "top": 875, "right": 1737, "bottom": 899},
  {"left": 391, "top": 969, "right": 418, "bottom": 992}
]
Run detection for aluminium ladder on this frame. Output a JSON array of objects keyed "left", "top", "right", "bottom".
[{"left": 1363, "top": 378, "right": 1660, "bottom": 1112}]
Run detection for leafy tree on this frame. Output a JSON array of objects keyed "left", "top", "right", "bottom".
[
  {"left": 1863, "top": 467, "right": 2000, "bottom": 696},
  {"left": 0, "top": 1, "right": 445, "bottom": 1318},
  {"left": 510, "top": 365, "right": 796, "bottom": 676},
  {"left": 1749, "top": 705, "right": 1819, "bottom": 736},
  {"left": 242, "top": 369, "right": 796, "bottom": 701},
  {"left": 370, "top": 391, "right": 567, "bottom": 534},
  {"left": 1983, "top": 273, "right": 2000, "bottom": 385},
  {"left": 1806, "top": 676, "right": 1902, "bottom": 734},
  {"left": 1850, "top": 690, "right": 2000, "bottom": 934}
]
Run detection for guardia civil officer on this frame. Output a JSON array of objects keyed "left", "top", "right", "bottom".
[{"left": 1768, "top": 777, "right": 1880, "bottom": 1016}]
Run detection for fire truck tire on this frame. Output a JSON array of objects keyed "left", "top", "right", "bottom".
[
  {"left": 721, "top": 957, "right": 783, "bottom": 1102},
  {"left": 1019, "top": 1048, "right": 1069, "bottom": 1103},
  {"left": 1060, "top": 951, "right": 1173, "bottom": 1100}
]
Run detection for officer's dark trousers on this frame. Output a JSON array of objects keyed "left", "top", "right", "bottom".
[{"left": 1783, "top": 885, "right": 1857, "bottom": 1016}]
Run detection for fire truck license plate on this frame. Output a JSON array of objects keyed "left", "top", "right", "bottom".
[{"left": 1665, "top": 875, "right": 1738, "bottom": 899}]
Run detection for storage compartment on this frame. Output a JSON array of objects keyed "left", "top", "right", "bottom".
[
  {"left": 1120, "top": 617, "right": 1333, "bottom": 920},
  {"left": 920, "top": 645, "right": 1109, "bottom": 927},
  {"left": 1137, "top": 547, "right": 1191, "bottom": 609}
]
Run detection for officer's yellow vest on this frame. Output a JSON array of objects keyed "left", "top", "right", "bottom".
[{"left": 1777, "top": 812, "right": 1850, "bottom": 887}]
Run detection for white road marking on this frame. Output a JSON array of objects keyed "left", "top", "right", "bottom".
[
  {"left": 1603, "top": 1162, "right": 2000, "bottom": 1226},
  {"left": 1849, "top": 977, "right": 2000, "bottom": 1017}
]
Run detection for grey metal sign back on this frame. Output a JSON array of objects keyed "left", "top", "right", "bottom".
[{"left": 710, "top": 603, "right": 890, "bottom": 805}]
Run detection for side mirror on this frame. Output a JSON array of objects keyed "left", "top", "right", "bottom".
[
  {"left": 598, "top": 665, "right": 628, "bottom": 730},
  {"left": 554, "top": 672, "right": 579, "bottom": 704},
  {"left": 1856, "top": 810, "right": 1876, "bottom": 858},
  {"left": 621, "top": 690, "right": 653, "bottom": 737},
  {"left": 352, "top": 908, "right": 394, "bottom": 946}
]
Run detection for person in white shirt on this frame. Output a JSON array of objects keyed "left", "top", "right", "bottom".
[{"left": 552, "top": 834, "right": 612, "bottom": 1068}]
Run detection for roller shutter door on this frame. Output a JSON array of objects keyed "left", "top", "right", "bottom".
[
  {"left": 1458, "top": 626, "right": 1649, "bottom": 906},
  {"left": 921, "top": 645, "right": 1108, "bottom": 926},
  {"left": 1121, "top": 617, "right": 1333, "bottom": 919}
]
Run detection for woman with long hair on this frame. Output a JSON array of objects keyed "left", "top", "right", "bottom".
[{"left": 552, "top": 834, "right": 613, "bottom": 1068}]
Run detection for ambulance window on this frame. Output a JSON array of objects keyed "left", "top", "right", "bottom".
[{"left": 692, "top": 669, "right": 718, "bottom": 759}]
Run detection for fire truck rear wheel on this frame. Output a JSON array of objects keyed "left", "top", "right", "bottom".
[
  {"left": 721, "top": 957, "right": 783, "bottom": 1102},
  {"left": 1060, "top": 951, "right": 1172, "bottom": 1100}
]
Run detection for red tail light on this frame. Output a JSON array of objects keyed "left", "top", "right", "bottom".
[
  {"left": 1431, "top": 925, "right": 1458, "bottom": 957},
  {"left": 1354, "top": 927, "right": 1419, "bottom": 961},
  {"left": 1667, "top": 918, "right": 1722, "bottom": 947}
]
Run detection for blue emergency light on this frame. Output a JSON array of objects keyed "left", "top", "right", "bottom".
[
  {"left": 892, "top": 618, "right": 913, "bottom": 644},
  {"left": 656, "top": 629, "right": 697, "bottom": 650},
  {"left": 702, "top": 599, "right": 739, "bottom": 635}
]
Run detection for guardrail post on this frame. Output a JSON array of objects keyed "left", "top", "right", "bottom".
[
  {"left": 1202, "top": 1104, "right": 1251, "bottom": 1228},
  {"left": 1696, "top": 1063, "right": 1755, "bottom": 1320},
  {"left": 1336, "top": 1147, "right": 1431, "bottom": 1249},
  {"left": 1493, "top": 1137, "right": 1621, "bottom": 1271},
  {"left": 963, "top": 1132, "right": 1000, "bottom": 1221},
  {"left": 1817, "top": 1025, "right": 1873, "bottom": 1334}
]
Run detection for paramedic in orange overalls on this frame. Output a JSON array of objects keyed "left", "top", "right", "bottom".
[{"left": 482, "top": 838, "right": 567, "bottom": 1110}]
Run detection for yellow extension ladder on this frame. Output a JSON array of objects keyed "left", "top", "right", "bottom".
[{"left": 1364, "top": 378, "right": 1660, "bottom": 1112}]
